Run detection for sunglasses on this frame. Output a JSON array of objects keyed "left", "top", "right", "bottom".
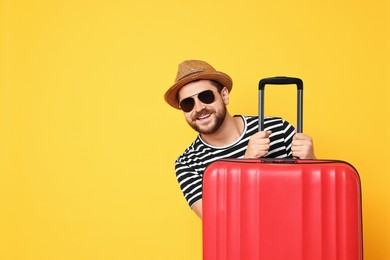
[{"left": 179, "top": 90, "right": 217, "bottom": 113}]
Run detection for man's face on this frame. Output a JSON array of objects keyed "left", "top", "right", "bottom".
[{"left": 177, "top": 80, "right": 228, "bottom": 135}]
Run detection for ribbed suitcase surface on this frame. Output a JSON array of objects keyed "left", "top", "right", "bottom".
[{"left": 203, "top": 159, "right": 362, "bottom": 260}]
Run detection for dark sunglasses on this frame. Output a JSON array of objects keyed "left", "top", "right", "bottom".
[{"left": 179, "top": 90, "right": 217, "bottom": 112}]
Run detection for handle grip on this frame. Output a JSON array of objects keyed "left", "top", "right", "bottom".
[{"left": 258, "top": 76, "right": 303, "bottom": 133}]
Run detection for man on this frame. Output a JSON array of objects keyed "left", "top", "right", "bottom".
[{"left": 164, "top": 60, "right": 316, "bottom": 219}]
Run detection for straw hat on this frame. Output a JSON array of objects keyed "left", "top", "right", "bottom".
[{"left": 164, "top": 60, "right": 233, "bottom": 109}]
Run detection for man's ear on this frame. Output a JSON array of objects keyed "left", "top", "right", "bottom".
[{"left": 221, "top": 87, "right": 229, "bottom": 105}]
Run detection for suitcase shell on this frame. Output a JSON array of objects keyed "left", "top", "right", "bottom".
[{"left": 203, "top": 159, "right": 363, "bottom": 260}]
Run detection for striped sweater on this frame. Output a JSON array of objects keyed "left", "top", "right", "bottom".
[{"left": 174, "top": 115, "right": 295, "bottom": 207}]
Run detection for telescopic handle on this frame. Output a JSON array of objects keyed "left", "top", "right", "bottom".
[{"left": 258, "top": 76, "right": 303, "bottom": 133}]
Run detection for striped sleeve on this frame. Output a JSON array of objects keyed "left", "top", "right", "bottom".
[{"left": 175, "top": 158, "right": 203, "bottom": 208}]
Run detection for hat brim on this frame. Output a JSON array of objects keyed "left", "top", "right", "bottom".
[{"left": 164, "top": 71, "right": 232, "bottom": 109}]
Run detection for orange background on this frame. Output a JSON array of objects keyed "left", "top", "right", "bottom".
[{"left": 1, "top": 0, "right": 389, "bottom": 259}]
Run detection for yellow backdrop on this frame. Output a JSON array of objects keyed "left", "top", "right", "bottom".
[{"left": 1, "top": 0, "right": 389, "bottom": 259}]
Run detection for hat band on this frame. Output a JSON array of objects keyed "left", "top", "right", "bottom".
[{"left": 177, "top": 70, "right": 204, "bottom": 81}]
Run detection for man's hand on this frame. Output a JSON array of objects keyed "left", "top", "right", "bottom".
[
  {"left": 244, "top": 131, "right": 272, "bottom": 159},
  {"left": 291, "top": 133, "right": 316, "bottom": 159}
]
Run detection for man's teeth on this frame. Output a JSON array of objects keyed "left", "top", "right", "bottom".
[{"left": 198, "top": 114, "right": 210, "bottom": 119}]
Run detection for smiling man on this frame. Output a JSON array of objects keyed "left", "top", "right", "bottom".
[{"left": 164, "top": 60, "right": 316, "bottom": 219}]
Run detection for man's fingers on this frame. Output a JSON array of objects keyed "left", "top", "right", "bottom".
[
  {"left": 293, "top": 132, "right": 312, "bottom": 141},
  {"left": 254, "top": 130, "right": 272, "bottom": 139},
  {"left": 245, "top": 131, "right": 272, "bottom": 159},
  {"left": 292, "top": 139, "right": 308, "bottom": 147}
]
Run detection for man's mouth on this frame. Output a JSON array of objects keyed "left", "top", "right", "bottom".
[{"left": 196, "top": 113, "right": 211, "bottom": 121}]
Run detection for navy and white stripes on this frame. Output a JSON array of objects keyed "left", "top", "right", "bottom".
[{"left": 174, "top": 115, "right": 295, "bottom": 208}]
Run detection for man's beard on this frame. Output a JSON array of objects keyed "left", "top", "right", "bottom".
[{"left": 187, "top": 105, "right": 227, "bottom": 135}]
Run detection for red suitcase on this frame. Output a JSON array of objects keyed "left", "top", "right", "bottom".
[{"left": 202, "top": 77, "right": 363, "bottom": 260}]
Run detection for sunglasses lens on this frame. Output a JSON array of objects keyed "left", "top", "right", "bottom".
[
  {"left": 180, "top": 98, "right": 195, "bottom": 112},
  {"left": 198, "top": 90, "right": 215, "bottom": 104},
  {"left": 179, "top": 90, "right": 216, "bottom": 113}
]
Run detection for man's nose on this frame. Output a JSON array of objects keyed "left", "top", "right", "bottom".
[{"left": 193, "top": 97, "right": 206, "bottom": 112}]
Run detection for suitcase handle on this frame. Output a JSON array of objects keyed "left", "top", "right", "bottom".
[{"left": 258, "top": 76, "right": 303, "bottom": 133}]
